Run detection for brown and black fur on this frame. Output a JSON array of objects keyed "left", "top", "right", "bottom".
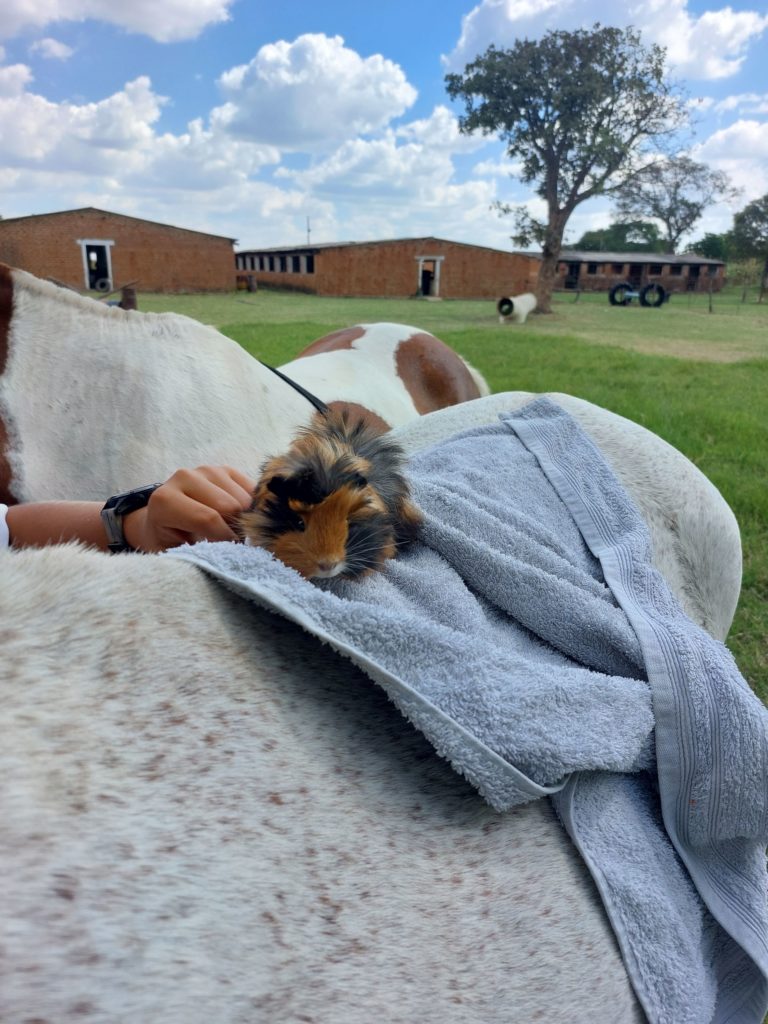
[{"left": 238, "top": 409, "right": 422, "bottom": 580}]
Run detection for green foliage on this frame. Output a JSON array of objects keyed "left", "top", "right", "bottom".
[
  {"left": 730, "top": 193, "right": 768, "bottom": 260},
  {"left": 573, "top": 220, "right": 666, "bottom": 252},
  {"left": 613, "top": 155, "right": 739, "bottom": 253},
  {"left": 690, "top": 232, "right": 731, "bottom": 261}
]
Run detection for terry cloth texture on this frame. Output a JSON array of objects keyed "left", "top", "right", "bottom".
[{"left": 168, "top": 397, "right": 768, "bottom": 1024}]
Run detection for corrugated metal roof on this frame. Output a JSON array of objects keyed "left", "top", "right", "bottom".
[{"left": 559, "top": 249, "right": 724, "bottom": 265}]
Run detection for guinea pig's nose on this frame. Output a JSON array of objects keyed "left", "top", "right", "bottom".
[{"left": 315, "top": 559, "right": 343, "bottom": 578}]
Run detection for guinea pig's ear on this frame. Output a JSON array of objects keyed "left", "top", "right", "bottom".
[
  {"left": 266, "top": 474, "right": 289, "bottom": 498},
  {"left": 266, "top": 465, "right": 328, "bottom": 505}
]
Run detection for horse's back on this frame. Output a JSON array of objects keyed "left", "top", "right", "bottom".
[{"left": 0, "top": 544, "right": 644, "bottom": 1024}]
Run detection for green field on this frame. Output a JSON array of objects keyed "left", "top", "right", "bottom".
[{"left": 140, "top": 287, "right": 768, "bottom": 697}]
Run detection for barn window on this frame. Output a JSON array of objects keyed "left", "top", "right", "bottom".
[
  {"left": 587, "top": 262, "right": 599, "bottom": 275},
  {"left": 670, "top": 265, "right": 682, "bottom": 276},
  {"left": 291, "top": 255, "right": 301, "bottom": 273},
  {"left": 278, "top": 256, "right": 286, "bottom": 272},
  {"left": 268, "top": 256, "right": 275, "bottom": 271},
  {"left": 708, "top": 264, "right": 719, "bottom": 277},
  {"left": 649, "top": 264, "right": 663, "bottom": 275},
  {"left": 612, "top": 263, "right": 624, "bottom": 274},
  {"left": 306, "top": 255, "right": 315, "bottom": 274}
]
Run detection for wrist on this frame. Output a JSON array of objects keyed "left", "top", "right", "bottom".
[
  {"left": 122, "top": 506, "right": 148, "bottom": 552},
  {"left": 101, "top": 483, "right": 160, "bottom": 553}
]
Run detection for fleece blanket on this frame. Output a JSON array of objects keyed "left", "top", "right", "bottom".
[{"left": 168, "top": 397, "right": 768, "bottom": 1024}]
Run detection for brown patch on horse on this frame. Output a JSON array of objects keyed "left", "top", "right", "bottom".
[
  {"left": 0, "top": 263, "right": 17, "bottom": 504},
  {"left": 295, "top": 326, "right": 366, "bottom": 357},
  {"left": 395, "top": 332, "right": 481, "bottom": 414},
  {"left": 327, "top": 401, "right": 391, "bottom": 434}
]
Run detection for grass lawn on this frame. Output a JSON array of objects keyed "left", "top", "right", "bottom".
[{"left": 140, "top": 287, "right": 767, "bottom": 697}]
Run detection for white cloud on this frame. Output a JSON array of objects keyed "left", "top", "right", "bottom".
[
  {"left": 0, "top": 0, "right": 233, "bottom": 43},
  {"left": 472, "top": 156, "right": 522, "bottom": 178},
  {"left": 0, "top": 76, "right": 165, "bottom": 168},
  {"left": 711, "top": 93, "right": 768, "bottom": 116},
  {"left": 444, "top": 0, "right": 768, "bottom": 81},
  {"left": 276, "top": 134, "right": 454, "bottom": 197},
  {"left": 213, "top": 34, "right": 417, "bottom": 150},
  {"left": 394, "top": 104, "right": 487, "bottom": 153},
  {"left": 29, "top": 37, "right": 75, "bottom": 60},
  {"left": 0, "top": 69, "right": 280, "bottom": 195},
  {"left": 0, "top": 63, "right": 33, "bottom": 97},
  {"left": 694, "top": 119, "right": 768, "bottom": 199}
]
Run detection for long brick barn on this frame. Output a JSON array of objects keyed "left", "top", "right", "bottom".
[
  {"left": 554, "top": 250, "right": 725, "bottom": 294},
  {"left": 0, "top": 208, "right": 236, "bottom": 293},
  {"left": 235, "top": 237, "right": 540, "bottom": 300}
]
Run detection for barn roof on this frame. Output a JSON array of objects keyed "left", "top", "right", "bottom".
[
  {"left": 236, "top": 236, "right": 532, "bottom": 258},
  {"left": 559, "top": 249, "right": 724, "bottom": 266},
  {"left": 0, "top": 207, "right": 237, "bottom": 242}
]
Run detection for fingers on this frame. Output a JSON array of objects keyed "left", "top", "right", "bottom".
[{"left": 136, "top": 465, "right": 257, "bottom": 551}]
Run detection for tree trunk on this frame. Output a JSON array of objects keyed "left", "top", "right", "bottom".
[{"left": 535, "top": 216, "right": 567, "bottom": 314}]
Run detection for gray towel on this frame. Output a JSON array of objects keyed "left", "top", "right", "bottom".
[{"left": 168, "top": 397, "right": 768, "bottom": 1024}]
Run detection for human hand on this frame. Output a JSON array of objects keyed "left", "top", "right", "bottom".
[{"left": 123, "top": 465, "right": 256, "bottom": 553}]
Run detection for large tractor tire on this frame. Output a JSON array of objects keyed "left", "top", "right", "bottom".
[
  {"left": 640, "top": 283, "right": 666, "bottom": 308},
  {"left": 609, "top": 282, "right": 633, "bottom": 306}
]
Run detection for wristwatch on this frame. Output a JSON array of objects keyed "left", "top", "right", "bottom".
[{"left": 101, "top": 483, "right": 161, "bottom": 553}]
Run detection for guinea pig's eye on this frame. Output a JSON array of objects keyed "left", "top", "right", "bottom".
[{"left": 290, "top": 513, "right": 306, "bottom": 532}]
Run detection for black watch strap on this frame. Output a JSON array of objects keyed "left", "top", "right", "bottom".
[{"left": 101, "top": 483, "right": 161, "bottom": 553}]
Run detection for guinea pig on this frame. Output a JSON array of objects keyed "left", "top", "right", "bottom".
[{"left": 238, "top": 408, "right": 422, "bottom": 580}]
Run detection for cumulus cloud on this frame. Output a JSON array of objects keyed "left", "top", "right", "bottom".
[
  {"left": 711, "top": 93, "right": 768, "bottom": 116},
  {"left": 0, "top": 0, "right": 233, "bottom": 43},
  {"left": 472, "top": 156, "right": 523, "bottom": 178},
  {"left": 394, "top": 104, "right": 487, "bottom": 153},
  {"left": 29, "top": 37, "right": 75, "bottom": 60},
  {"left": 213, "top": 33, "right": 417, "bottom": 150},
  {"left": 694, "top": 119, "right": 768, "bottom": 198},
  {"left": 0, "top": 69, "right": 279, "bottom": 193},
  {"left": 444, "top": 0, "right": 768, "bottom": 81},
  {"left": 0, "top": 63, "right": 34, "bottom": 97}
]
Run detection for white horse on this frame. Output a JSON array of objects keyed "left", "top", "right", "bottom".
[{"left": 0, "top": 266, "right": 743, "bottom": 1023}]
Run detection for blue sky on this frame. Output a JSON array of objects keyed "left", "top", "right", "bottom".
[{"left": 1, "top": 0, "right": 766, "bottom": 251}]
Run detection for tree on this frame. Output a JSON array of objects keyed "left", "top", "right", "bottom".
[
  {"left": 573, "top": 220, "right": 666, "bottom": 253},
  {"left": 730, "top": 193, "right": 768, "bottom": 300},
  {"left": 613, "top": 155, "right": 738, "bottom": 253},
  {"left": 445, "top": 25, "right": 686, "bottom": 312},
  {"left": 690, "top": 232, "right": 731, "bottom": 261}
]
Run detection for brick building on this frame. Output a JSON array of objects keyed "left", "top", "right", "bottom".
[
  {"left": 235, "top": 237, "right": 540, "bottom": 300},
  {"left": 0, "top": 208, "right": 236, "bottom": 292},
  {"left": 554, "top": 250, "right": 725, "bottom": 294}
]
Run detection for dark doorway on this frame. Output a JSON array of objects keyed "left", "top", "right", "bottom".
[
  {"left": 86, "top": 244, "right": 110, "bottom": 290},
  {"left": 687, "top": 265, "right": 700, "bottom": 291},
  {"left": 628, "top": 264, "right": 643, "bottom": 287},
  {"left": 423, "top": 260, "right": 436, "bottom": 296},
  {"left": 564, "top": 262, "right": 580, "bottom": 289}
]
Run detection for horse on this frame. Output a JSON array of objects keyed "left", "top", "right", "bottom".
[
  {"left": 0, "top": 266, "right": 744, "bottom": 1022},
  {"left": 0, "top": 264, "right": 487, "bottom": 505}
]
